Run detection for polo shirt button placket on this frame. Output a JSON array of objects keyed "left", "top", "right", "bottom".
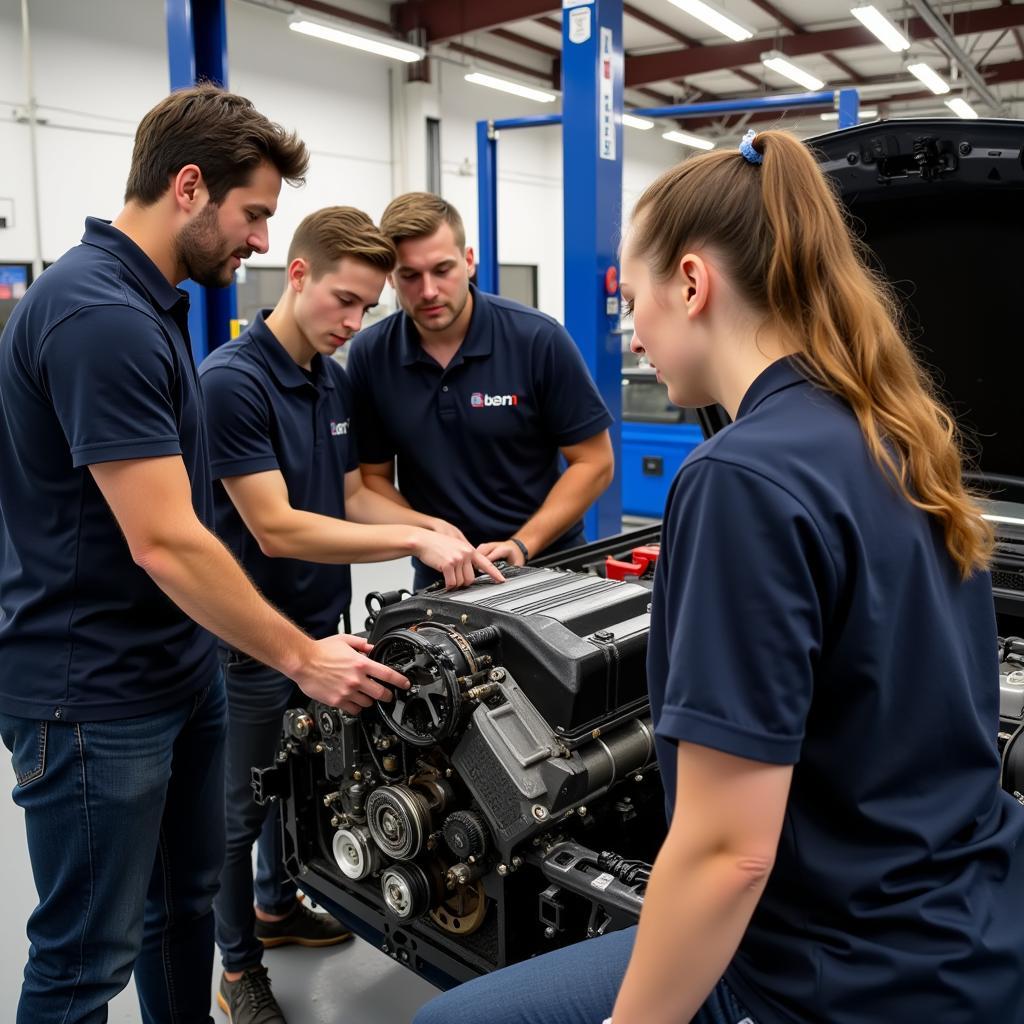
[{"left": 438, "top": 377, "right": 456, "bottom": 419}]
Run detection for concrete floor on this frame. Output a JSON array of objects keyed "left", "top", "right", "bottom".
[{"left": 0, "top": 558, "right": 442, "bottom": 1023}]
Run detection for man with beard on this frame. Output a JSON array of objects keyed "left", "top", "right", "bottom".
[
  {"left": 0, "top": 85, "right": 407, "bottom": 1024},
  {"left": 346, "top": 193, "right": 615, "bottom": 590}
]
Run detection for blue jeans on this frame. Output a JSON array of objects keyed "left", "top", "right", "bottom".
[
  {"left": 214, "top": 650, "right": 300, "bottom": 972},
  {"left": 412, "top": 926, "right": 757, "bottom": 1024},
  {"left": 0, "top": 673, "right": 227, "bottom": 1024}
]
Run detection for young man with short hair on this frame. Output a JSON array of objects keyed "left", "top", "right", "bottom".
[
  {"left": 199, "top": 206, "right": 502, "bottom": 1023},
  {"left": 346, "top": 194, "right": 615, "bottom": 589},
  {"left": 0, "top": 85, "right": 406, "bottom": 1024}
]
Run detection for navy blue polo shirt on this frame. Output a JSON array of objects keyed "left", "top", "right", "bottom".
[
  {"left": 0, "top": 218, "right": 217, "bottom": 722},
  {"left": 345, "top": 285, "right": 611, "bottom": 550},
  {"left": 199, "top": 312, "right": 357, "bottom": 640},
  {"left": 648, "top": 357, "right": 1024, "bottom": 1022}
]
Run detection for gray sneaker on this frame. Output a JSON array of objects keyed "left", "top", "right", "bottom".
[{"left": 217, "top": 966, "right": 286, "bottom": 1024}]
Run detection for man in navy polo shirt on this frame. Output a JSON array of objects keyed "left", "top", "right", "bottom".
[
  {"left": 199, "top": 206, "right": 502, "bottom": 1023},
  {"left": 0, "top": 86, "right": 406, "bottom": 1024},
  {"left": 346, "top": 193, "right": 614, "bottom": 590}
]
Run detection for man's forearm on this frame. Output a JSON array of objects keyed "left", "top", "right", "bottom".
[
  {"left": 361, "top": 472, "right": 411, "bottom": 509},
  {"left": 346, "top": 485, "right": 436, "bottom": 530},
  {"left": 515, "top": 461, "right": 611, "bottom": 556},
  {"left": 610, "top": 836, "right": 770, "bottom": 1024},
  {"left": 255, "top": 506, "right": 427, "bottom": 564},
  {"left": 134, "top": 520, "right": 315, "bottom": 678}
]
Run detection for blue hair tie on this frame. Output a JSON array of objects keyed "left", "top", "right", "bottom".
[{"left": 739, "top": 129, "right": 763, "bottom": 165}]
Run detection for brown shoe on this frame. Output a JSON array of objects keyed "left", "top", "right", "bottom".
[{"left": 254, "top": 901, "right": 353, "bottom": 949}]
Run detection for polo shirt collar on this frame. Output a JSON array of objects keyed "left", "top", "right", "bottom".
[
  {"left": 736, "top": 355, "right": 809, "bottom": 420},
  {"left": 399, "top": 283, "right": 494, "bottom": 367},
  {"left": 81, "top": 217, "right": 185, "bottom": 313},
  {"left": 249, "top": 310, "right": 334, "bottom": 391}
]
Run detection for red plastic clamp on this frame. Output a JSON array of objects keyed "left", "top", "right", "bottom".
[{"left": 605, "top": 544, "right": 660, "bottom": 582}]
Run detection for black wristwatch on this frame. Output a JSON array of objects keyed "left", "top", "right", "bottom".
[{"left": 510, "top": 537, "right": 529, "bottom": 563}]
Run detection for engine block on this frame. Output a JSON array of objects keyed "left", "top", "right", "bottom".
[{"left": 256, "top": 563, "right": 666, "bottom": 986}]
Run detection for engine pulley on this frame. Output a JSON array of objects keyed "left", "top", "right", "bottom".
[
  {"left": 371, "top": 624, "right": 481, "bottom": 746},
  {"left": 332, "top": 825, "right": 381, "bottom": 881},
  {"left": 443, "top": 809, "right": 489, "bottom": 861},
  {"left": 366, "top": 784, "right": 433, "bottom": 861},
  {"left": 381, "top": 863, "right": 436, "bottom": 921}
]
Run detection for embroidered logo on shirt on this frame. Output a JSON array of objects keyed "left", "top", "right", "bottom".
[
  {"left": 470, "top": 392, "right": 519, "bottom": 408},
  {"left": 330, "top": 420, "right": 349, "bottom": 436}
]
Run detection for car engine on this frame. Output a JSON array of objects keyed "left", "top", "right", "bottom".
[{"left": 255, "top": 555, "right": 667, "bottom": 987}]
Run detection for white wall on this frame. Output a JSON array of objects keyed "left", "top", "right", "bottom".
[{"left": 0, "top": 0, "right": 678, "bottom": 321}]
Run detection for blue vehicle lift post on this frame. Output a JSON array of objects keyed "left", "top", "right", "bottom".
[{"left": 166, "top": 0, "right": 238, "bottom": 361}]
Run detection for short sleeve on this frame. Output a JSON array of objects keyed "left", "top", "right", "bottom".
[
  {"left": 346, "top": 337, "right": 395, "bottom": 464},
  {"left": 652, "top": 456, "right": 837, "bottom": 765},
  {"left": 38, "top": 305, "right": 182, "bottom": 467},
  {"left": 536, "top": 324, "right": 613, "bottom": 447},
  {"left": 200, "top": 365, "right": 279, "bottom": 480}
]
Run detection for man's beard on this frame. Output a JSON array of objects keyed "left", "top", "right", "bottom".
[
  {"left": 175, "top": 204, "right": 246, "bottom": 288},
  {"left": 411, "top": 287, "right": 470, "bottom": 334}
]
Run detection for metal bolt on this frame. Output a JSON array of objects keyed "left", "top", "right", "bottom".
[
  {"left": 300, "top": 864, "right": 309, "bottom": 875},
  {"left": 591, "top": 728, "right": 602, "bottom": 740},
  {"left": 511, "top": 856, "right": 522, "bottom": 870},
  {"left": 445, "top": 768, "right": 454, "bottom": 778},
  {"left": 330, "top": 815, "right": 340, "bottom": 827},
  {"left": 544, "top": 926, "right": 556, "bottom": 939},
  {"left": 577, "top": 806, "right": 588, "bottom": 817},
  {"left": 426, "top": 608, "right": 433, "bottom": 617},
  {"left": 489, "top": 668, "right": 506, "bottom": 683},
  {"left": 277, "top": 751, "right": 288, "bottom": 763},
  {"left": 353, "top": 770, "right": 363, "bottom": 781},
  {"left": 532, "top": 805, "right": 549, "bottom": 821},
  {"left": 314, "top": 744, "right": 324, "bottom": 754},
  {"left": 959, "top": 141, "right": 972, "bottom": 156},
  {"left": 633, "top": 774, "right": 643, "bottom": 783},
  {"left": 497, "top": 863, "right": 509, "bottom": 876},
  {"left": 846, "top": 152, "right": 858, "bottom": 165},
  {"left": 460, "top": 614, "right": 469, "bottom": 624}
]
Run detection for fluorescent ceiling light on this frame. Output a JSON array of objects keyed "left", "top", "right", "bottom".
[
  {"left": 820, "top": 108, "right": 878, "bottom": 120},
  {"left": 464, "top": 72, "right": 557, "bottom": 103},
  {"left": 662, "top": 129, "right": 715, "bottom": 150},
  {"left": 761, "top": 51, "right": 825, "bottom": 91},
  {"left": 289, "top": 18, "right": 425, "bottom": 62},
  {"left": 623, "top": 113, "right": 655, "bottom": 130},
  {"left": 945, "top": 97, "right": 979, "bottom": 119},
  {"left": 851, "top": 6, "right": 910, "bottom": 52},
  {"left": 666, "top": 0, "right": 752, "bottom": 42},
  {"left": 906, "top": 62, "right": 950, "bottom": 95}
]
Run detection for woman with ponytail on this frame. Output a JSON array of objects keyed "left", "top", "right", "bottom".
[{"left": 413, "top": 129, "right": 1024, "bottom": 1024}]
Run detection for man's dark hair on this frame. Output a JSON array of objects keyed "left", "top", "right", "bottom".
[{"left": 124, "top": 83, "right": 309, "bottom": 206}]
